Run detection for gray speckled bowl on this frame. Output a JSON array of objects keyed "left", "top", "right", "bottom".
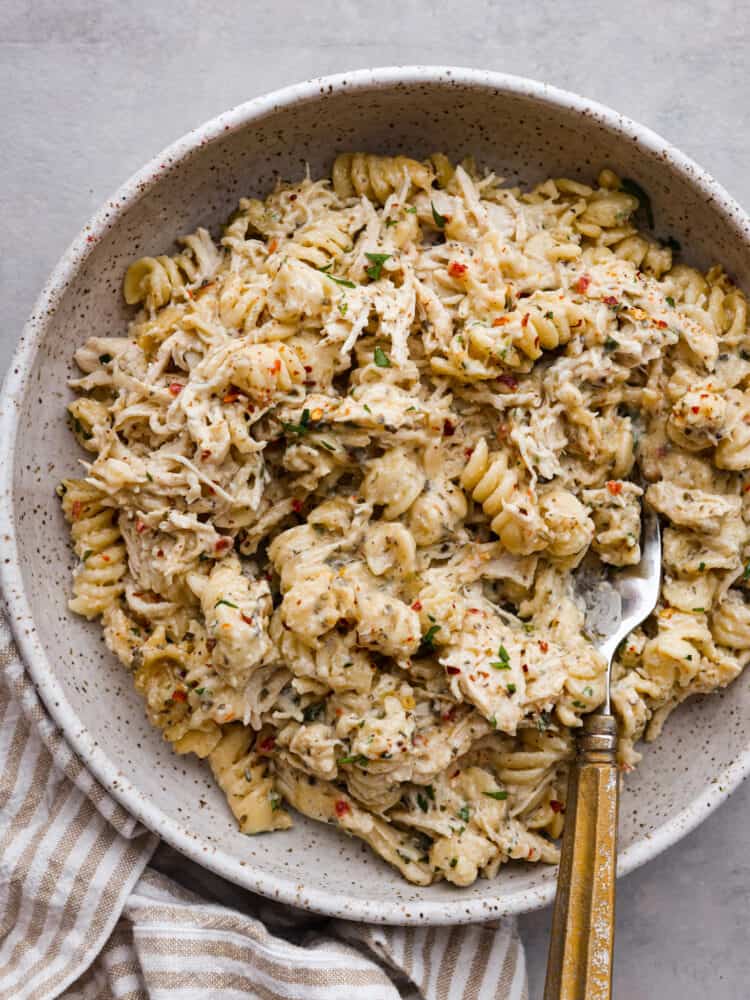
[{"left": 2, "top": 67, "right": 750, "bottom": 925}]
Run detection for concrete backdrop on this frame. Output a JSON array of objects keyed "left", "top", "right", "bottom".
[{"left": 2, "top": 1, "right": 749, "bottom": 995}]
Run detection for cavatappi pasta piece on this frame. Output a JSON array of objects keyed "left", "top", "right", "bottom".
[
  {"left": 61, "top": 154, "right": 750, "bottom": 886},
  {"left": 209, "top": 724, "right": 292, "bottom": 833}
]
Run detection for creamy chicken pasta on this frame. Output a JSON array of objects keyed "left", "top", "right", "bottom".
[{"left": 60, "top": 152, "right": 750, "bottom": 886}]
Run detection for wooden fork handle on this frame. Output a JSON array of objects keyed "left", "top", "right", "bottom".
[{"left": 544, "top": 712, "right": 619, "bottom": 1000}]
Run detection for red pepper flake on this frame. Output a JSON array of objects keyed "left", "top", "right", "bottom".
[
  {"left": 448, "top": 261, "right": 468, "bottom": 278},
  {"left": 443, "top": 419, "right": 455, "bottom": 436},
  {"left": 497, "top": 374, "right": 518, "bottom": 391},
  {"left": 259, "top": 736, "right": 276, "bottom": 752},
  {"left": 135, "top": 520, "right": 147, "bottom": 534},
  {"left": 446, "top": 666, "right": 461, "bottom": 675},
  {"left": 171, "top": 689, "right": 187, "bottom": 702},
  {"left": 442, "top": 706, "right": 458, "bottom": 723},
  {"left": 169, "top": 382, "right": 183, "bottom": 396},
  {"left": 574, "top": 274, "right": 591, "bottom": 294},
  {"left": 691, "top": 405, "right": 700, "bottom": 414},
  {"left": 71, "top": 500, "right": 83, "bottom": 520},
  {"left": 606, "top": 480, "right": 623, "bottom": 495},
  {"left": 201, "top": 450, "right": 212, "bottom": 460},
  {"left": 550, "top": 799, "right": 564, "bottom": 814},
  {"left": 267, "top": 238, "right": 279, "bottom": 253},
  {"left": 521, "top": 313, "right": 530, "bottom": 328},
  {"left": 156, "top": 549, "right": 164, "bottom": 558},
  {"left": 304, "top": 365, "right": 313, "bottom": 373},
  {"left": 655, "top": 319, "right": 668, "bottom": 329},
  {"left": 240, "top": 613, "right": 254, "bottom": 626},
  {"left": 411, "top": 600, "right": 422, "bottom": 611},
  {"left": 522, "top": 664, "right": 528, "bottom": 673},
  {"left": 270, "top": 359, "right": 282, "bottom": 374},
  {"left": 334, "top": 799, "right": 351, "bottom": 818},
  {"left": 215, "top": 537, "right": 232, "bottom": 553},
  {"left": 223, "top": 392, "right": 241, "bottom": 404},
  {"left": 603, "top": 295, "right": 619, "bottom": 307},
  {"left": 291, "top": 498, "right": 304, "bottom": 514},
  {"left": 464, "top": 447, "right": 474, "bottom": 459},
  {"left": 492, "top": 316, "right": 510, "bottom": 327},
  {"left": 468, "top": 608, "right": 481, "bottom": 614},
  {"left": 538, "top": 640, "right": 549, "bottom": 653},
  {"left": 207, "top": 639, "right": 217, "bottom": 652}
]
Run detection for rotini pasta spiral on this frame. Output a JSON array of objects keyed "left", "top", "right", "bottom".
[
  {"left": 61, "top": 479, "right": 126, "bottom": 618},
  {"left": 123, "top": 229, "right": 221, "bottom": 310},
  {"left": 332, "top": 152, "right": 434, "bottom": 203}
]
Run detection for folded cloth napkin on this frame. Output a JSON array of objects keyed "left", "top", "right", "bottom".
[{"left": 0, "top": 610, "right": 528, "bottom": 1000}]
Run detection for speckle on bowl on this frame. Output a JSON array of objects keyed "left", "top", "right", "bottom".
[{"left": 2, "top": 66, "right": 750, "bottom": 925}]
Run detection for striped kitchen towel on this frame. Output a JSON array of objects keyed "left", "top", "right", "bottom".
[{"left": 0, "top": 610, "right": 528, "bottom": 1000}]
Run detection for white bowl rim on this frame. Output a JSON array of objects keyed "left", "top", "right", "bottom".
[{"left": 3, "top": 64, "right": 750, "bottom": 924}]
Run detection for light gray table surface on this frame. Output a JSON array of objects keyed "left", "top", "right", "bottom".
[{"left": 3, "top": 1, "right": 749, "bottom": 996}]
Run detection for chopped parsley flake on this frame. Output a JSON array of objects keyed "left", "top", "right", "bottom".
[
  {"left": 317, "top": 263, "right": 356, "bottom": 288},
  {"left": 338, "top": 753, "right": 368, "bottom": 766},
  {"left": 374, "top": 346, "right": 392, "bottom": 368},
  {"left": 214, "top": 599, "right": 238, "bottom": 609},
  {"left": 365, "top": 252, "right": 391, "bottom": 281},
  {"left": 506, "top": 683, "right": 517, "bottom": 695},
  {"left": 457, "top": 804, "right": 470, "bottom": 823},
  {"left": 282, "top": 408, "right": 311, "bottom": 435},
  {"left": 431, "top": 202, "right": 447, "bottom": 228},
  {"left": 483, "top": 790, "right": 508, "bottom": 800},
  {"left": 417, "top": 793, "right": 429, "bottom": 813},
  {"left": 419, "top": 624, "right": 441, "bottom": 654}
]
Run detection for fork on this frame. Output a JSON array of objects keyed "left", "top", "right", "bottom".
[{"left": 543, "top": 507, "right": 661, "bottom": 1000}]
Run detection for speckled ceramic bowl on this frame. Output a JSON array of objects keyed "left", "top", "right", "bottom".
[{"left": 2, "top": 67, "right": 750, "bottom": 925}]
